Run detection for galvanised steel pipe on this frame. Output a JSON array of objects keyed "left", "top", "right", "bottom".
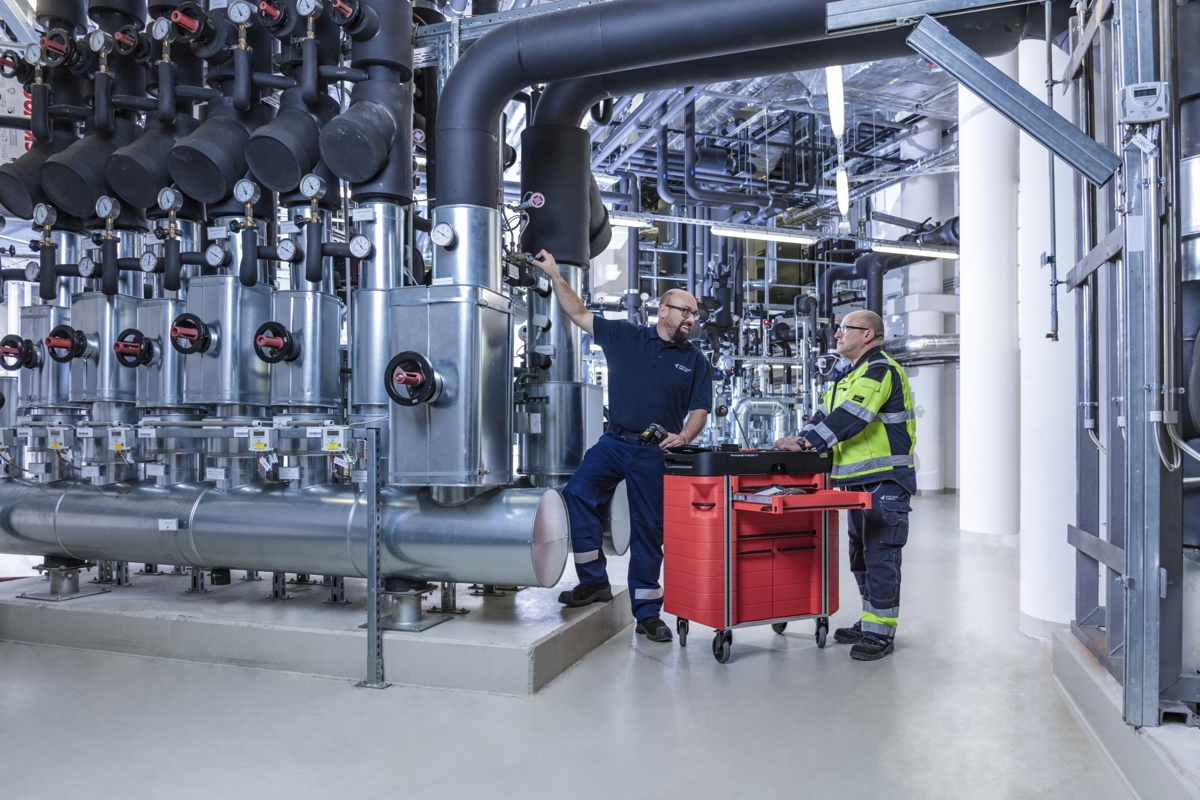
[{"left": 0, "top": 479, "right": 569, "bottom": 587}]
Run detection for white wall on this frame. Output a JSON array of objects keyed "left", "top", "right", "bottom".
[{"left": 1016, "top": 40, "right": 1079, "bottom": 634}]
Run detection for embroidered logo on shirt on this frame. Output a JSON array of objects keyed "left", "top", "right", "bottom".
[{"left": 674, "top": 363, "right": 692, "bottom": 373}]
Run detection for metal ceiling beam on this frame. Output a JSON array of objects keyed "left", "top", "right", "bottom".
[
  {"left": 0, "top": 0, "right": 35, "bottom": 43},
  {"left": 827, "top": 0, "right": 1035, "bottom": 33},
  {"left": 906, "top": 15, "right": 1122, "bottom": 185}
]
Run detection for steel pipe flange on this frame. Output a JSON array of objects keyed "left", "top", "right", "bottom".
[
  {"left": 114, "top": 328, "right": 154, "bottom": 368},
  {"left": 169, "top": 312, "right": 212, "bottom": 355},
  {"left": 254, "top": 321, "right": 302, "bottom": 364},
  {"left": 385, "top": 351, "right": 442, "bottom": 406}
]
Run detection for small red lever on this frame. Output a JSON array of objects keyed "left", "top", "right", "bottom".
[
  {"left": 332, "top": 0, "right": 353, "bottom": 16},
  {"left": 44, "top": 336, "right": 72, "bottom": 350},
  {"left": 170, "top": 9, "right": 200, "bottom": 33},
  {"left": 393, "top": 369, "right": 424, "bottom": 387},
  {"left": 113, "top": 341, "right": 141, "bottom": 355},
  {"left": 258, "top": 1, "right": 281, "bottom": 20},
  {"left": 0, "top": 346, "right": 20, "bottom": 356},
  {"left": 170, "top": 325, "right": 198, "bottom": 340},
  {"left": 114, "top": 31, "right": 135, "bottom": 47},
  {"left": 256, "top": 334, "right": 285, "bottom": 350},
  {"left": 39, "top": 36, "right": 66, "bottom": 54}
]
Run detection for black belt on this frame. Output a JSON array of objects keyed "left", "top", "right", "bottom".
[{"left": 608, "top": 423, "right": 643, "bottom": 442}]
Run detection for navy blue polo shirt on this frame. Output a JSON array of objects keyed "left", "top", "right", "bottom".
[{"left": 592, "top": 315, "right": 713, "bottom": 435}]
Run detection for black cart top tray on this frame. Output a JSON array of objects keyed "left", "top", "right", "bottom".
[{"left": 663, "top": 449, "right": 832, "bottom": 477}]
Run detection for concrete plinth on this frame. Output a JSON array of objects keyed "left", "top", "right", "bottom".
[
  {"left": 1053, "top": 630, "right": 1200, "bottom": 800},
  {"left": 0, "top": 571, "right": 633, "bottom": 696}
]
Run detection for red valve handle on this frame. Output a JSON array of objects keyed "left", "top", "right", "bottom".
[
  {"left": 393, "top": 369, "right": 424, "bottom": 387},
  {"left": 170, "top": 325, "right": 199, "bottom": 340},
  {"left": 0, "top": 346, "right": 20, "bottom": 356},
  {"left": 39, "top": 36, "right": 66, "bottom": 53},
  {"left": 256, "top": 334, "right": 285, "bottom": 350},
  {"left": 332, "top": 0, "right": 353, "bottom": 16},
  {"left": 44, "top": 336, "right": 72, "bottom": 350},
  {"left": 170, "top": 9, "right": 200, "bottom": 33},
  {"left": 113, "top": 341, "right": 142, "bottom": 355},
  {"left": 258, "top": 1, "right": 281, "bottom": 20},
  {"left": 0, "top": 57, "right": 15, "bottom": 69},
  {"left": 114, "top": 31, "right": 135, "bottom": 46}
]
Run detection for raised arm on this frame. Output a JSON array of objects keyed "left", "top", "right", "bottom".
[{"left": 533, "top": 250, "right": 594, "bottom": 336}]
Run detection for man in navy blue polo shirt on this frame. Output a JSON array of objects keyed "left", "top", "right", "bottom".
[{"left": 533, "top": 250, "right": 712, "bottom": 643}]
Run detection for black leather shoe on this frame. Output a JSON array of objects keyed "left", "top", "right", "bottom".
[
  {"left": 635, "top": 616, "right": 673, "bottom": 642},
  {"left": 558, "top": 581, "right": 613, "bottom": 608},
  {"left": 850, "top": 633, "right": 895, "bottom": 661},
  {"left": 834, "top": 621, "right": 863, "bottom": 644}
]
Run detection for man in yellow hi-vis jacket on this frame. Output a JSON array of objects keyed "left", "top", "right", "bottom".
[{"left": 775, "top": 309, "right": 916, "bottom": 661}]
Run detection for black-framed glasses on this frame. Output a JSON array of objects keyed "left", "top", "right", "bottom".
[
  {"left": 662, "top": 303, "right": 698, "bottom": 319},
  {"left": 836, "top": 323, "right": 871, "bottom": 334}
]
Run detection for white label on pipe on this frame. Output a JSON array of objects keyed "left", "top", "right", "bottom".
[
  {"left": 146, "top": 464, "right": 166, "bottom": 477},
  {"left": 351, "top": 470, "right": 368, "bottom": 484},
  {"left": 82, "top": 465, "right": 101, "bottom": 478},
  {"left": 1126, "top": 216, "right": 1145, "bottom": 252},
  {"left": 280, "top": 221, "right": 300, "bottom": 235},
  {"left": 137, "top": 427, "right": 156, "bottom": 439},
  {"left": 306, "top": 427, "right": 323, "bottom": 438},
  {"left": 233, "top": 427, "right": 250, "bottom": 438},
  {"left": 158, "top": 518, "right": 179, "bottom": 531},
  {"left": 26, "top": 462, "right": 47, "bottom": 474},
  {"left": 76, "top": 427, "right": 94, "bottom": 438},
  {"left": 351, "top": 208, "right": 376, "bottom": 222},
  {"left": 278, "top": 467, "right": 301, "bottom": 480},
  {"left": 431, "top": 277, "right": 453, "bottom": 286},
  {"left": 17, "top": 427, "right": 32, "bottom": 440},
  {"left": 207, "top": 226, "right": 229, "bottom": 241},
  {"left": 205, "top": 467, "right": 226, "bottom": 481}
]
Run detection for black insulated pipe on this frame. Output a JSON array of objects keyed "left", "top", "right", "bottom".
[
  {"left": 105, "top": 115, "right": 199, "bottom": 208},
  {"left": 305, "top": 217, "right": 323, "bottom": 284},
  {"left": 239, "top": 226, "right": 258, "bottom": 287},
  {"left": 683, "top": 100, "right": 773, "bottom": 212},
  {"left": 520, "top": 123, "right": 591, "bottom": 266},
  {"left": 656, "top": 123, "right": 680, "bottom": 205},
  {"left": 101, "top": 236, "right": 119, "bottom": 296},
  {"left": 246, "top": 87, "right": 339, "bottom": 192},
  {"left": 163, "top": 236, "right": 182, "bottom": 292},
  {"left": 38, "top": 242, "right": 58, "bottom": 301},
  {"left": 232, "top": 47, "right": 252, "bottom": 111},
  {"left": 0, "top": 131, "right": 77, "bottom": 219},
  {"left": 94, "top": 70, "right": 114, "bottom": 132},
  {"left": 40, "top": 116, "right": 141, "bottom": 219},
  {"left": 157, "top": 60, "right": 176, "bottom": 124}
]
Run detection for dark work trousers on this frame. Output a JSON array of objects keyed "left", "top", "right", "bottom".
[
  {"left": 846, "top": 480, "right": 911, "bottom": 639},
  {"left": 561, "top": 431, "right": 666, "bottom": 621}
]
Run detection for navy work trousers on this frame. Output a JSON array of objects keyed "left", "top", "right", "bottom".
[
  {"left": 561, "top": 431, "right": 665, "bottom": 621},
  {"left": 846, "top": 480, "right": 911, "bottom": 638}
]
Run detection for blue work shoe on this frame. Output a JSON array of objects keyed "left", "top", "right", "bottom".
[
  {"left": 635, "top": 616, "right": 672, "bottom": 642},
  {"left": 558, "top": 580, "right": 613, "bottom": 608},
  {"left": 833, "top": 620, "right": 863, "bottom": 644},
  {"left": 850, "top": 633, "right": 895, "bottom": 661}
]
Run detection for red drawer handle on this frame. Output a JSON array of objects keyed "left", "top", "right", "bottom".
[
  {"left": 777, "top": 545, "right": 816, "bottom": 553},
  {"left": 691, "top": 502, "right": 716, "bottom": 509},
  {"left": 737, "top": 548, "right": 772, "bottom": 556}
]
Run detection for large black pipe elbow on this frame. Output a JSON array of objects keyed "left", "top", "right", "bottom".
[
  {"left": 106, "top": 116, "right": 199, "bottom": 208},
  {"left": 588, "top": 178, "right": 611, "bottom": 258},
  {"left": 0, "top": 131, "right": 77, "bottom": 219},
  {"left": 40, "top": 117, "right": 140, "bottom": 218},
  {"left": 319, "top": 81, "right": 404, "bottom": 184},
  {"left": 167, "top": 114, "right": 251, "bottom": 204},
  {"left": 248, "top": 88, "right": 339, "bottom": 192}
]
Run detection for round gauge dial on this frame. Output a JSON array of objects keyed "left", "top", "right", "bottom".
[
  {"left": 204, "top": 243, "right": 226, "bottom": 268},
  {"left": 23, "top": 261, "right": 38, "bottom": 282},
  {"left": 296, "top": 0, "right": 321, "bottom": 17},
  {"left": 430, "top": 222, "right": 457, "bottom": 249},
  {"left": 32, "top": 203, "right": 55, "bottom": 227},
  {"left": 157, "top": 187, "right": 183, "bottom": 213},
  {"left": 88, "top": 30, "right": 113, "bottom": 55},
  {"left": 77, "top": 256, "right": 96, "bottom": 278},
  {"left": 233, "top": 179, "right": 261, "bottom": 205},
  {"left": 276, "top": 238, "right": 297, "bottom": 262},
  {"left": 228, "top": 1, "right": 254, "bottom": 24},
  {"left": 150, "top": 17, "right": 173, "bottom": 41},
  {"left": 23, "top": 43, "right": 41, "bottom": 65},
  {"left": 348, "top": 234, "right": 373, "bottom": 259},
  {"left": 299, "top": 173, "right": 326, "bottom": 200},
  {"left": 140, "top": 252, "right": 159, "bottom": 273},
  {"left": 95, "top": 196, "right": 120, "bottom": 220}
]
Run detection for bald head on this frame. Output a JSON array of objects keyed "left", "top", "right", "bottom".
[{"left": 835, "top": 309, "right": 885, "bottom": 364}]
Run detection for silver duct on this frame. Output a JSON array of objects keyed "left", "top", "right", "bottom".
[
  {"left": 730, "top": 397, "right": 794, "bottom": 449},
  {"left": 0, "top": 478, "right": 569, "bottom": 587},
  {"left": 883, "top": 333, "right": 960, "bottom": 364}
]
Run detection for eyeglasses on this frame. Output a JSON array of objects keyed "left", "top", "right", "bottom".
[
  {"left": 662, "top": 303, "right": 698, "bottom": 319},
  {"left": 836, "top": 324, "right": 872, "bottom": 334}
]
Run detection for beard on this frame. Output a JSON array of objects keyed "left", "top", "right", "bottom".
[{"left": 670, "top": 321, "right": 692, "bottom": 344}]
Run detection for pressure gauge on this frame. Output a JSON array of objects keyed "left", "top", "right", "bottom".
[
  {"left": 296, "top": 0, "right": 322, "bottom": 18},
  {"left": 430, "top": 221, "right": 457, "bottom": 250},
  {"left": 140, "top": 252, "right": 159, "bottom": 273},
  {"left": 150, "top": 17, "right": 173, "bottom": 41},
  {"left": 23, "top": 43, "right": 42, "bottom": 65},
  {"left": 77, "top": 255, "right": 96, "bottom": 278},
  {"left": 299, "top": 173, "right": 326, "bottom": 201},
  {"left": 228, "top": 1, "right": 255, "bottom": 24},
  {"left": 233, "top": 179, "right": 261, "bottom": 205},
  {"left": 23, "top": 260, "right": 38, "bottom": 282},
  {"left": 348, "top": 234, "right": 373, "bottom": 259},
  {"left": 32, "top": 203, "right": 56, "bottom": 227},
  {"left": 157, "top": 186, "right": 184, "bottom": 213},
  {"left": 88, "top": 30, "right": 114, "bottom": 55},
  {"left": 276, "top": 238, "right": 297, "bottom": 262},
  {"left": 95, "top": 196, "right": 121, "bottom": 220},
  {"left": 205, "top": 243, "right": 227, "bottom": 268}
]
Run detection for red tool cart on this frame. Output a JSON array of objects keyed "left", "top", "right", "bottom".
[{"left": 662, "top": 449, "right": 872, "bottom": 663}]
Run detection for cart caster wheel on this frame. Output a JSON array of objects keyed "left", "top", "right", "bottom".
[
  {"left": 816, "top": 617, "right": 829, "bottom": 649},
  {"left": 677, "top": 618, "right": 689, "bottom": 647},
  {"left": 771, "top": 622, "right": 788, "bottom": 635},
  {"left": 712, "top": 631, "right": 731, "bottom": 664}
]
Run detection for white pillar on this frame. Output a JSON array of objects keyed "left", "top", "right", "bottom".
[
  {"left": 900, "top": 121, "right": 946, "bottom": 493},
  {"left": 1016, "top": 41, "right": 1078, "bottom": 637},
  {"left": 959, "top": 52, "right": 1021, "bottom": 544}
]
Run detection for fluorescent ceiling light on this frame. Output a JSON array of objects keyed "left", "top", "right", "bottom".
[
  {"left": 871, "top": 242, "right": 960, "bottom": 260},
  {"left": 710, "top": 224, "right": 820, "bottom": 245},
  {"left": 835, "top": 166, "right": 849, "bottom": 216},
  {"left": 608, "top": 212, "right": 655, "bottom": 228},
  {"left": 826, "top": 65, "right": 845, "bottom": 138}
]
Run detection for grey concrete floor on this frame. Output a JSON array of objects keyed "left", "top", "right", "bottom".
[{"left": 0, "top": 495, "right": 1130, "bottom": 800}]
